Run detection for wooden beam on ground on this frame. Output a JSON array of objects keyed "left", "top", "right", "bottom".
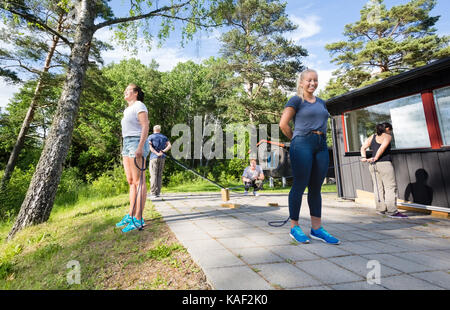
[
  {"left": 221, "top": 203, "right": 239, "bottom": 209},
  {"left": 355, "top": 189, "right": 449, "bottom": 219}
]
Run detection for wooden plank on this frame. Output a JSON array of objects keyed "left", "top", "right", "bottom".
[
  {"left": 431, "top": 211, "right": 450, "bottom": 219},
  {"left": 421, "top": 152, "right": 449, "bottom": 208},
  {"left": 341, "top": 156, "right": 355, "bottom": 198},
  {"left": 360, "top": 161, "right": 373, "bottom": 192},
  {"left": 404, "top": 153, "right": 424, "bottom": 202},
  {"left": 351, "top": 157, "right": 364, "bottom": 193},
  {"left": 334, "top": 116, "right": 346, "bottom": 197},
  {"left": 221, "top": 203, "right": 240, "bottom": 209},
  {"left": 437, "top": 151, "right": 450, "bottom": 208},
  {"left": 392, "top": 153, "right": 411, "bottom": 202}
]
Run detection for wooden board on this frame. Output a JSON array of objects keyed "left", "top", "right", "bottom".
[
  {"left": 421, "top": 152, "right": 449, "bottom": 207},
  {"left": 221, "top": 203, "right": 239, "bottom": 209},
  {"left": 221, "top": 189, "right": 230, "bottom": 202}
]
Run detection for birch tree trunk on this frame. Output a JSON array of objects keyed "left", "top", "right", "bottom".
[{"left": 8, "top": 1, "right": 96, "bottom": 239}]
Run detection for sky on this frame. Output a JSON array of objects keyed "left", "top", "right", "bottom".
[{"left": 1, "top": 0, "right": 449, "bottom": 111}]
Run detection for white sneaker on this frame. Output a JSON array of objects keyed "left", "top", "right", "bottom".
[
  {"left": 149, "top": 195, "right": 158, "bottom": 200},
  {"left": 253, "top": 191, "right": 259, "bottom": 196},
  {"left": 244, "top": 191, "right": 249, "bottom": 196}
]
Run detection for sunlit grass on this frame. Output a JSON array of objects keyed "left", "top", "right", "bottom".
[{"left": 0, "top": 194, "right": 206, "bottom": 289}]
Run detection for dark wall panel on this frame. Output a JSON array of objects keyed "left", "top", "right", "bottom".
[
  {"left": 341, "top": 156, "right": 355, "bottom": 198},
  {"left": 392, "top": 153, "right": 411, "bottom": 202},
  {"left": 349, "top": 158, "right": 363, "bottom": 193},
  {"left": 437, "top": 152, "right": 450, "bottom": 208},
  {"left": 360, "top": 162, "right": 373, "bottom": 192},
  {"left": 421, "top": 152, "right": 449, "bottom": 207}
]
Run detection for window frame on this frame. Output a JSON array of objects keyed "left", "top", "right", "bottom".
[
  {"left": 432, "top": 85, "right": 450, "bottom": 147},
  {"left": 341, "top": 87, "right": 447, "bottom": 154}
]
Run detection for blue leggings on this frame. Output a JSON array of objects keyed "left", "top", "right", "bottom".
[{"left": 289, "top": 134, "right": 329, "bottom": 220}]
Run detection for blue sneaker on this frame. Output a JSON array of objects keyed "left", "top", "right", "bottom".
[
  {"left": 289, "top": 226, "right": 310, "bottom": 244},
  {"left": 122, "top": 217, "right": 145, "bottom": 233},
  {"left": 116, "top": 214, "right": 131, "bottom": 227},
  {"left": 310, "top": 227, "right": 340, "bottom": 245}
]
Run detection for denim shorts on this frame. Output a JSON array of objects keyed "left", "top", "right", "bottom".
[{"left": 122, "top": 136, "right": 150, "bottom": 158}]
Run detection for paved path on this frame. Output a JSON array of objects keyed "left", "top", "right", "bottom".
[{"left": 150, "top": 192, "right": 450, "bottom": 290}]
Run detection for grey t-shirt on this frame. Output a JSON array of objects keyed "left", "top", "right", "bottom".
[
  {"left": 285, "top": 95, "right": 329, "bottom": 138},
  {"left": 242, "top": 165, "right": 263, "bottom": 180},
  {"left": 121, "top": 101, "right": 148, "bottom": 137}
]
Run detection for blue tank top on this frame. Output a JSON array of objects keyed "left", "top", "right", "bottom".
[{"left": 284, "top": 95, "right": 329, "bottom": 138}]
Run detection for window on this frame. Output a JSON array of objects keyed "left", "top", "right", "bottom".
[
  {"left": 433, "top": 86, "right": 450, "bottom": 146},
  {"left": 344, "top": 94, "right": 431, "bottom": 152}
]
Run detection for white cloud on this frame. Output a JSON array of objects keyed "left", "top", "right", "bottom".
[
  {"left": 316, "top": 69, "right": 334, "bottom": 92},
  {"left": 95, "top": 28, "right": 205, "bottom": 71},
  {"left": 0, "top": 80, "right": 20, "bottom": 111},
  {"left": 287, "top": 15, "right": 322, "bottom": 42}
]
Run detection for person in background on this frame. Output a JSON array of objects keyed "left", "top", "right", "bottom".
[
  {"left": 116, "top": 84, "right": 150, "bottom": 232},
  {"left": 148, "top": 125, "right": 171, "bottom": 200},
  {"left": 279, "top": 68, "right": 340, "bottom": 245},
  {"left": 360, "top": 122, "right": 407, "bottom": 218},
  {"left": 242, "top": 158, "right": 265, "bottom": 196}
]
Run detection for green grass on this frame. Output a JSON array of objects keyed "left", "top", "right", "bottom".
[
  {"left": 0, "top": 194, "right": 208, "bottom": 290},
  {"left": 163, "top": 179, "right": 337, "bottom": 194}
]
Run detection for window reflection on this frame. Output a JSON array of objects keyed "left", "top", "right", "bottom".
[
  {"left": 344, "top": 94, "right": 430, "bottom": 151},
  {"left": 433, "top": 86, "right": 450, "bottom": 146}
]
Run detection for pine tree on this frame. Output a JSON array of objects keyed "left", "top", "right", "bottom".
[
  {"left": 323, "top": 0, "right": 450, "bottom": 97},
  {"left": 215, "top": 0, "right": 307, "bottom": 124}
]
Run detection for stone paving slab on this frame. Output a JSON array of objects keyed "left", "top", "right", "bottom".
[{"left": 150, "top": 192, "right": 450, "bottom": 290}]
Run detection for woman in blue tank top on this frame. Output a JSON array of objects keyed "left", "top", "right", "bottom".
[{"left": 279, "top": 69, "right": 340, "bottom": 245}]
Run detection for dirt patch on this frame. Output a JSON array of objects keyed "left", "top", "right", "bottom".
[{"left": 101, "top": 218, "right": 211, "bottom": 290}]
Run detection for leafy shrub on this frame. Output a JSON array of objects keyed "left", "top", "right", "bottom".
[
  {"left": 0, "top": 166, "right": 35, "bottom": 220},
  {"left": 166, "top": 170, "right": 197, "bottom": 187},
  {"left": 88, "top": 164, "right": 128, "bottom": 198},
  {"left": 54, "top": 167, "right": 85, "bottom": 206}
]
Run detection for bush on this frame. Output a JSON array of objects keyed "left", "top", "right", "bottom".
[
  {"left": 88, "top": 165, "right": 128, "bottom": 198},
  {"left": 166, "top": 170, "right": 197, "bottom": 187},
  {"left": 0, "top": 166, "right": 35, "bottom": 221},
  {"left": 54, "top": 167, "right": 85, "bottom": 206}
]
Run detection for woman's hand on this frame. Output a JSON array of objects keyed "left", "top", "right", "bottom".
[
  {"left": 360, "top": 157, "right": 367, "bottom": 162},
  {"left": 135, "top": 147, "right": 143, "bottom": 159}
]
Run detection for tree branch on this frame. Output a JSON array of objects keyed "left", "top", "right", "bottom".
[
  {"left": 3, "top": 7, "right": 72, "bottom": 47},
  {"left": 94, "top": 1, "right": 192, "bottom": 31},
  {"left": 153, "top": 13, "right": 226, "bottom": 28}
]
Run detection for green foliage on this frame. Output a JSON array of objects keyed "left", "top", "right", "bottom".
[
  {"left": 0, "top": 166, "right": 35, "bottom": 220},
  {"left": 323, "top": 0, "right": 450, "bottom": 98},
  {"left": 216, "top": 0, "right": 307, "bottom": 124},
  {"left": 54, "top": 167, "right": 85, "bottom": 206},
  {"left": 146, "top": 242, "right": 184, "bottom": 261},
  {"left": 89, "top": 165, "right": 129, "bottom": 198}
]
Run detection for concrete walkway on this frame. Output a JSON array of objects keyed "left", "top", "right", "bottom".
[{"left": 150, "top": 191, "right": 450, "bottom": 290}]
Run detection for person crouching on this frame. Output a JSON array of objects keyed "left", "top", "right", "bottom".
[{"left": 242, "top": 159, "right": 265, "bottom": 196}]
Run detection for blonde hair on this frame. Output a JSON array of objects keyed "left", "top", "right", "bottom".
[
  {"left": 153, "top": 125, "right": 161, "bottom": 132},
  {"left": 296, "top": 69, "right": 318, "bottom": 101}
]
